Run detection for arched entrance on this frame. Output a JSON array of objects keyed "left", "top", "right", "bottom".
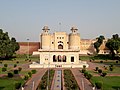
[
  {"left": 53, "top": 55, "right": 57, "bottom": 62},
  {"left": 58, "top": 55, "right": 61, "bottom": 62},
  {"left": 63, "top": 55, "right": 66, "bottom": 62},
  {"left": 58, "top": 44, "right": 63, "bottom": 49}
]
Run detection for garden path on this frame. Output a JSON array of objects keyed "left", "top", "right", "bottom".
[
  {"left": 23, "top": 68, "right": 47, "bottom": 90},
  {"left": 71, "top": 68, "right": 93, "bottom": 90}
]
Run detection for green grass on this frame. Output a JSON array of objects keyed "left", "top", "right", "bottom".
[
  {"left": 0, "top": 77, "right": 24, "bottom": 90},
  {"left": 19, "top": 70, "right": 30, "bottom": 75},
  {"left": 0, "top": 54, "right": 38, "bottom": 90},
  {"left": 80, "top": 54, "right": 113, "bottom": 61},
  {"left": 93, "top": 60, "right": 120, "bottom": 74},
  {"left": 80, "top": 56, "right": 91, "bottom": 60},
  {"left": 0, "top": 55, "right": 39, "bottom": 74},
  {"left": 0, "top": 56, "right": 39, "bottom": 64},
  {"left": 91, "top": 76, "right": 120, "bottom": 90}
]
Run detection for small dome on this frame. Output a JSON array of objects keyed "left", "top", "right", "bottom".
[
  {"left": 42, "top": 26, "right": 50, "bottom": 30},
  {"left": 71, "top": 26, "right": 78, "bottom": 30}
]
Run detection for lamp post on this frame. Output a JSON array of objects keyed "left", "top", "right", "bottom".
[
  {"left": 27, "top": 39, "right": 29, "bottom": 60},
  {"left": 32, "top": 81, "right": 34, "bottom": 90},
  {"left": 82, "top": 78, "right": 84, "bottom": 90},
  {"left": 47, "top": 47, "right": 50, "bottom": 90},
  {"left": 47, "top": 35, "right": 51, "bottom": 90}
]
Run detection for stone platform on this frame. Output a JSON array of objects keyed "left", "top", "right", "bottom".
[{"left": 29, "top": 61, "right": 89, "bottom": 68}]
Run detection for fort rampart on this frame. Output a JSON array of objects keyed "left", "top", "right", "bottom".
[{"left": 16, "top": 42, "right": 40, "bottom": 54}]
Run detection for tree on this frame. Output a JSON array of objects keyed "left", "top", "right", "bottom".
[
  {"left": 0, "top": 29, "right": 19, "bottom": 59},
  {"left": 106, "top": 34, "right": 120, "bottom": 58},
  {"left": 94, "top": 35, "right": 105, "bottom": 53}
]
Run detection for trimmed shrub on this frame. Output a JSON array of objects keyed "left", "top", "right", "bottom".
[
  {"left": 98, "top": 69, "right": 102, "bottom": 74},
  {"left": 101, "top": 72, "right": 107, "bottom": 77},
  {"left": 83, "top": 65, "right": 86, "bottom": 69},
  {"left": 14, "top": 70, "right": 19, "bottom": 74},
  {"left": 109, "top": 64, "right": 114, "bottom": 71},
  {"left": 31, "top": 69, "right": 37, "bottom": 74},
  {"left": 14, "top": 64, "right": 17, "bottom": 68},
  {"left": 104, "top": 67, "right": 107, "bottom": 70},
  {"left": 28, "top": 72, "right": 32, "bottom": 77},
  {"left": 18, "top": 67, "right": 22, "bottom": 72},
  {"left": 95, "top": 81, "right": 103, "bottom": 89},
  {"left": 15, "top": 82, "right": 21, "bottom": 89},
  {"left": 110, "top": 64, "right": 113, "bottom": 67},
  {"left": 100, "top": 61, "right": 103, "bottom": 63},
  {"left": 86, "top": 73, "right": 92, "bottom": 80},
  {"left": 0, "top": 61, "right": 2, "bottom": 64},
  {"left": 16, "top": 61, "right": 19, "bottom": 64},
  {"left": 95, "top": 67, "right": 99, "bottom": 71},
  {"left": 2, "top": 67, "right": 7, "bottom": 72},
  {"left": 4, "top": 64, "right": 8, "bottom": 67},
  {"left": 84, "top": 71, "right": 89, "bottom": 77},
  {"left": 109, "top": 67, "right": 114, "bottom": 71},
  {"left": 81, "top": 69, "right": 86, "bottom": 73},
  {"left": 8, "top": 72, "right": 13, "bottom": 78},
  {"left": 116, "top": 60, "right": 119, "bottom": 63},
  {"left": 24, "top": 75, "right": 29, "bottom": 80}
]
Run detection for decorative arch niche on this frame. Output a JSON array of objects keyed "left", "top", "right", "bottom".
[{"left": 58, "top": 44, "right": 63, "bottom": 49}]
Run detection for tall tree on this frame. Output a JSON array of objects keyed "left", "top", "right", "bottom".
[
  {"left": 94, "top": 35, "right": 105, "bottom": 54},
  {"left": 106, "top": 34, "right": 120, "bottom": 58},
  {"left": 0, "top": 29, "right": 19, "bottom": 59}
]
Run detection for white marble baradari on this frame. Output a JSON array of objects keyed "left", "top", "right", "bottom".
[{"left": 29, "top": 26, "right": 108, "bottom": 68}]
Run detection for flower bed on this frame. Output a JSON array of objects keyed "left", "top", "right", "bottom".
[
  {"left": 37, "top": 69, "right": 55, "bottom": 90},
  {"left": 64, "top": 69, "right": 79, "bottom": 90}
]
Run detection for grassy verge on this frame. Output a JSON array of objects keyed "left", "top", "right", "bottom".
[
  {"left": 91, "top": 76, "right": 120, "bottom": 90},
  {"left": 80, "top": 54, "right": 113, "bottom": 61},
  {"left": 0, "top": 77, "right": 24, "bottom": 90}
]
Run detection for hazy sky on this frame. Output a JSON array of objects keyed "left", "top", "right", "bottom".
[{"left": 0, "top": 0, "right": 120, "bottom": 42}]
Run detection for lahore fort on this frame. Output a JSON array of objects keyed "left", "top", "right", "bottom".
[{"left": 16, "top": 26, "right": 110, "bottom": 68}]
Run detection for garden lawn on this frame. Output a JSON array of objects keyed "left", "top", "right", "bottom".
[
  {"left": 93, "top": 60, "right": 120, "bottom": 74},
  {"left": 80, "top": 56, "right": 91, "bottom": 60},
  {"left": 0, "top": 77, "right": 24, "bottom": 90},
  {"left": 91, "top": 76, "right": 120, "bottom": 90}
]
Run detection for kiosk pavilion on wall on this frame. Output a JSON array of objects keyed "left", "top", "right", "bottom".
[{"left": 30, "top": 26, "right": 89, "bottom": 68}]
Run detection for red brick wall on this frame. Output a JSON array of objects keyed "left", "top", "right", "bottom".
[{"left": 16, "top": 42, "right": 40, "bottom": 54}]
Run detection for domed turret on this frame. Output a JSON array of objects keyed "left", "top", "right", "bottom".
[
  {"left": 41, "top": 26, "right": 51, "bottom": 49},
  {"left": 69, "top": 26, "right": 80, "bottom": 49}
]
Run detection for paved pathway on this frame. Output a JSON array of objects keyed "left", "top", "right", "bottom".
[
  {"left": 51, "top": 70, "right": 62, "bottom": 90},
  {"left": 24, "top": 68, "right": 47, "bottom": 90},
  {"left": 71, "top": 68, "right": 93, "bottom": 90}
]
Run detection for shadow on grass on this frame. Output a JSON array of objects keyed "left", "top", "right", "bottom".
[
  {"left": 112, "top": 86, "right": 120, "bottom": 90},
  {"left": 0, "top": 87, "right": 5, "bottom": 90}
]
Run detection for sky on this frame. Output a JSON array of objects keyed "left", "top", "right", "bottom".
[{"left": 0, "top": 0, "right": 120, "bottom": 42}]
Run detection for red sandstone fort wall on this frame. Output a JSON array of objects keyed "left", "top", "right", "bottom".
[
  {"left": 16, "top": 41, "right": 109, "bottom": 55},
  {"left": 16, "top": 42, "right": 40, "bottom": 54}
]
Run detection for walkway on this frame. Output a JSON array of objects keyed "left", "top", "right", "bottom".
[
  {"left": 24, "top": 68, "right": 47, "bottom": 90},
  {"left": 71, "top": 68, "right": 93, "bottom": 90},
  {"left": 51, "top": 70, "right": 62, "bottom": 90}
]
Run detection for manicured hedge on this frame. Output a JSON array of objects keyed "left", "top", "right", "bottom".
[
  {"left": 64, "top": 69, "right": 79, "bottom": 90},
  {"left": 37, "top": 69, "right": 55, "bottom": 90}
]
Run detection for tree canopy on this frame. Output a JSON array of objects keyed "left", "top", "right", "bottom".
[
  {"left": 106, "top": 34, "right": 120, "bottom": 58},
  {"left": 0, "top": 29, "right": 19, "bottom": 59},
  {"left": 94, "top": 35, "right": 105, "bottom": 54}
]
